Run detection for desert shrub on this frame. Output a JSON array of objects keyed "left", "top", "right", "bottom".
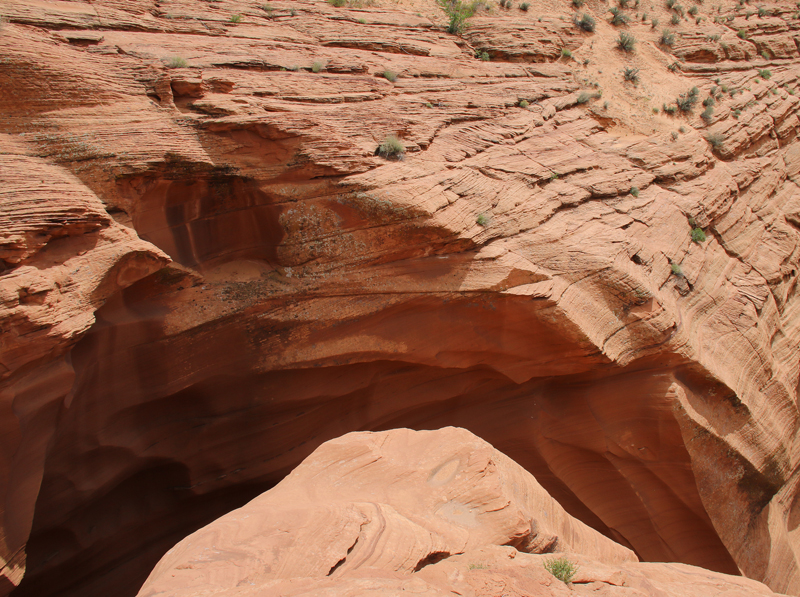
[
  {"left": 688, "top": 5, "right": 698, "bottom": 15},
  {"left": 475, "top": 49, "right": 490, "bottom": 60},
  {"left": 573, "top": 0, "right": 585, "bottom": 6},
  {"left": 651, "top": 17, "right": 660, "bottom": 28},
  {"left": 706, "top": 132, "right": 723, "bottom": 147},
  {"left": 383, "top": 70, "right": 398, "bottom": 82},
  {"left": 671, "top": 262, "right": 683, "bottom": 275},
  {"left": 733, "top": 108, "right": 741, "bottom": 118},
  {"left": 623, "top": 66, "right": 640, "bottom": 83},
  {"left": 229, "top": 13, "right": 242, "bottom": 22},
  {"left": 758, "top": 6, "right": 768, "bottom": 17},
  {"left": 671, "top": 131, "right": 679, "bottom": 140},
  {"left": 663, "top": 103, "right": 677, "bottom": 114},
  {"left": 576, "top": 13, "right": 596, "bottom": 31},
  {"left": 737, "top": 28, "right": 748, "bottom": 39},
  {"left": 519, "top": 99, "right": 529, "bottom": 107},
  {"left": 691, "top": 227, "right": 706, "bottom": 242},
  {"left": 167, "top": 56, "right": 188, "bottom": 68},
  {"left": 312, "top": 61, "right": 324, "bottom": 72},
  {"left": 610, "top": 7, "right": 630, "bottom": 25},
  {"left": 702, "top": 96, "right": 714, "bottom": 107},
  {"left": 619, "top": 0, "right": 630, "bottom": 7},
  {"left": 676, "top": 86, "right": 699, "bottom": 111},
  {"left": 377, "top": 135, "right": 405, "bottom": 159},
  {"left": 437, "top": 0, "right": 480, "bottom": 34},
  {"left": 660, "top": 29, "right": 675, "bottom": 45},
  {"left": 562, "top": 48, "right": 572, "bottom": 58},
  {"left": 617, "top": 31, "right": 636, "bottom": 52},
  {"left": 328, "top": 0, "right": 347, "bottom": 5},
  {"left": 520, "top": 2, "right": 530, "bottom": 10},
  {"left": 666, "top": 0, "right": 677, "bottom": 7},
  {"left": 758, "top": 68, "right": 771, "bottom": 79},
  {"left": 358, "top": 17, "right": 367, "bottom": 23},
  {"left": 476, "top": 213, "right": 488, "bottom": 226},
  {"left": 671, "top": 12, "right": 681, "bottom": 24},
  {"left": 630, "top": 186, "right": 640, "bottom": 197},
  {"left": 577, "top": 91, "right": 593, "bottom": 103},
  {"left": 544, "top": 558, "right": 577, "bottom": 584},
  {"left": 701, "top": 105, "right": 714, "bottom": 122}
]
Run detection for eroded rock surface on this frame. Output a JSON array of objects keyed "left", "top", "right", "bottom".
[
  {"left": 137, "top": 428, "right": 781, "bottom": 597},
  {"left": 2, "top": 0, "right": 800, "bottom": 596}
]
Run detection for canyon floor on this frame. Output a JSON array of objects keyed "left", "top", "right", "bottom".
[{"left": 2, "top": 0, "right": 800, "bottom": 595}]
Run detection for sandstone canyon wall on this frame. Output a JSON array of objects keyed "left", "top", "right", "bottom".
[{"left": 2, "top": 0, "right": 800, "bottom": 595}]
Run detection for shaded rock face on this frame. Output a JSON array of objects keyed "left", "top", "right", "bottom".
[
  {"left": 136, "top": 427, "right": 781, "bottom": 597},
  {"left": 2, "top": 0, "right": 800, "bottom": 596}
]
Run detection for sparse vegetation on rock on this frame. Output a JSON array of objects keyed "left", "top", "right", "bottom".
[
  {"left": 377, "top": 135, "right": 405, "bottom": 159},
  {"left": 576, "top": 13, "right": 596, "bottom": 32},
  {"left": 616, "top": 32, "right": 636, "bottom": 52},
  {"left": 544, "top": 557, "right": 578, "bottom": 584},
  {"left": 437, "top": 0, "right": 480, "bottom": 34}
]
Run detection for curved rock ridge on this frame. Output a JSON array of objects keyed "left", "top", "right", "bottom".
[
  {"left": 2, "top": 0, "right": 800, "bottom": 596},
  {"left": 137, "top": 427, "right": 781, "bottom": 597}
]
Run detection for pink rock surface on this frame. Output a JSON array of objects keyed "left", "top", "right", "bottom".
[{"left": 137, "top": 428, "right": 782, "bottom": 597}]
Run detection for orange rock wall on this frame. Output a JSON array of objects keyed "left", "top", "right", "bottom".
[{"left": 2, "top": 0, "right": 800, "bottom": 596}]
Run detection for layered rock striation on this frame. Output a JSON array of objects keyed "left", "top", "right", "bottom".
[
  {"left": 2, "top": 0, "right": 800, "bottom": 596},
  {"left": 137, "top": 427, "right": 783, "bottom": 597}
]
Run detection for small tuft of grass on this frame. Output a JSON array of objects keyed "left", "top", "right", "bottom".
[
  {"left": 229, "top": 13, "right": 242, "bottom": 23},
  {"left": 476, "top": 213, "right": 488, "bottom": 226},
  {"left": 610, "top": 7, "right": 630, "bottom": 25},
  {"left": 377, "top": 135, "right": 405, "bottom": 159},
  {"left": 671, "top": 262, "right": 683, "bottom": 276},
  {"left": 676, "top": 86, "right": 699, "bottom": 112},
  {"left": 706, "top": 132, "right": 724, "bottom": 148},
  {"left": 576, "top": 13, "right": 596, "bottom": 31},
  {"left": 737, "top": 28, "right": 748, "bottom": 39},
  {"left": 519, "top": 99, "right": 529, "bottom": 108},
  {"left": 661, "top": 29, "right": 676, "bottom": 46},
  {"left": 630, "top": 186, "right": 640, "bottom": 197},
  {"left": 688, "top": 5, "right": 698, "bottom": 15},
  {"left": 671, "top": 12, "right": 681, "bottom": 24},
  {"left": 312, "top": 61, "right": 324, "bottom": 73},
  {"left": 617, "top": 32, "right": 636, "bottom": 52},
  {"left": 438, "top": 0, "right": 481, "bottom": 35},
  {"left": 475, "top": 49, "right": 490, "bottom": 60},
  {"left": 577, "top": 91, "right": 593, "bottom": 103},
  {"left": 758, "top": 69, "right": 771, "bottom": 79},
  {"left": 520, "top": 2, "right": 530, "bottom": 10},
  {"left": 358, "top": 17, "right": 367, "bottom": 23},
  {"left": 544, "top": 558, "right": 578, "bottom": 585},
  {"left": 562, "top": 48, "right": 572, "bottom": 58},
  {"left": 383, "top": 70, "right": 398, "bottom": 82},
  {"left": 701, "top": 105, "right": 714, "bottom": 122},
  {"left": 167, "top": 56, "right": 188, "bottom": 68},
  {"left": 328, "top": 0, "right": 347, "bottom": 6},
  {"left": 623, "top": 66, "right": 640, "bottom": 83},
  {"left": 691, "top": 227, "right": 706, "bottom": 243},
  {"left": 651, "top": 16, "right": 660, "bottom": 28},
  {"left": 573, "top": 0, "right": 585, "bottom": 7}
]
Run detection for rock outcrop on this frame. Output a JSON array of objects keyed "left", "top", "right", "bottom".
[
  {"left": 137, "top": 427, "right": 782, "bottom": 597},
  {"left": 2, "top": 1, "right": 800, "bottom": 596}
]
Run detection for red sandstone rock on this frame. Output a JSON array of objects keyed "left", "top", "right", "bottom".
[
  {"left": 137, "top": 428, "right": 782, "bottom": 597},
  {"left": 2, "top": 1, "right": 800, "bottom": 596}
]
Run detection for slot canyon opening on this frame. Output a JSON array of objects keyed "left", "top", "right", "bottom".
[{"left": 13, "top": 267, "right": 742, "bottom": 597}]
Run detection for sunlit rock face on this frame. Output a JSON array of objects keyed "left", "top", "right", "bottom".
[{"left": 2, "top": 0, "right": 800, "bottom": 596}]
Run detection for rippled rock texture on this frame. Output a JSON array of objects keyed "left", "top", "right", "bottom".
[
  {"left": 2, "top": 0, "right": 800, "bottom": 595},
  {"left": 138, "top": 427, "right": 783, "bottom": 597}
]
